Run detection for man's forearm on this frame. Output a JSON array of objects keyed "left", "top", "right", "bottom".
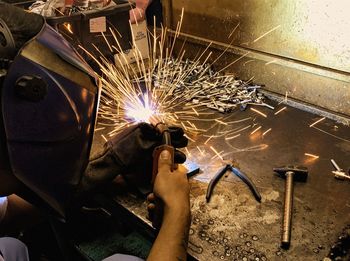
[{"left": 147, "top": 205, "right": 191, "bottom": 261}]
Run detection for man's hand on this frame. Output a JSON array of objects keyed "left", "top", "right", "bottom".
[
  {"left": 147, "top": 149, "right": 190, "bottom": 221},
  {"left": 154, "top": 150, "right": 189, "bottom": 211},
  {"left": 129, "top": 0, "right": 152, "bottom": 24},
  {"left": 146, "top": 150, "right": 191, "bottom": 261}
]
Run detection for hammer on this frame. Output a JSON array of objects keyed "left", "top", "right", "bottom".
[{"left": 273, "top": 165, "right": 308, "bottom": 249}]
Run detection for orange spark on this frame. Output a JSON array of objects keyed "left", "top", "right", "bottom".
[
  {"left": 251, "top": 126, "right": 262, "bottom": 135},
  {"left": 204, "top": 135, "right": 214, "bottom": 144},
  {"left": 225, "top": 134, "right": 241, "bottom": 140},
  {"left": 250, "top": 108, "right": 267, "bottom": 118},
  {"left": 253, "top": 25, "right": 281, "bottom": 43},
  {"left": 262, "top": 128, "right": 272, "bottom": 136},
  {"left": 101, "top": 134, "right": 108, "bottom": 142},
  {"left": 192, "top": 108, "right": 199, "bottom": 116},
  {"left": 210, "top": 146, "right": 223, "bottom": 160},
  {"left": 215, "top": 119, "right": 228, "bottom": 126},
  {"left": 304, "top": 153, "right": 319, "bottom": 159},
  {"left": 274, "top": 107, "right": 287, "bottom": 115},
  {"left": 184, "top": 134, "right": 196, "bottom": 143},
  {"left": 197, "top": 146, "right": 204, "bottom": 155},
  {"left": 309, "top": 117, "right": 326, "bottom": 128}
]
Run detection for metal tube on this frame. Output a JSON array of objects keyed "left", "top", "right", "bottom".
[{"left": 281, "top": 171, "right": 294, "bottom": 248}]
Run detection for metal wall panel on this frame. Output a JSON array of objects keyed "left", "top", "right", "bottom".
[{"left": 164, "top": 0, "right": 350, "bottom": 117}]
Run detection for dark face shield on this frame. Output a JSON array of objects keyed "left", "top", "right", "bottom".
[
  {"left": 0, "top": 4, "right": 100, "bottom": 218},
  {"left": 0, "top": 4, "right": 45, "bottom": 172}
]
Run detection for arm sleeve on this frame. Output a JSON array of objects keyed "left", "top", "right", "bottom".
[{"left": 0, "top": 197, "right": 8, "bottom": 224}]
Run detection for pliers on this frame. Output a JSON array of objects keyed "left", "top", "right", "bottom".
[{"left": 206, "top": 164, "right": 262, "bottom": 203}]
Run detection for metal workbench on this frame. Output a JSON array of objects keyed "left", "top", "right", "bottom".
[{"left": 92, "top": 99, "right": 350, "bottom": 260}]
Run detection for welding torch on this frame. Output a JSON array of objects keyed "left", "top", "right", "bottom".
[
  {"left": 151, "top": 122, "right": 175, "bottom": 184},
  {"left": 150, "top": 119, "right": 176, "bottom": 229}
]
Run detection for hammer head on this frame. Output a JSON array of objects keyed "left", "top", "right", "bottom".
[{"left": 273, "top": 165, "right": 308, "bottom": 182}]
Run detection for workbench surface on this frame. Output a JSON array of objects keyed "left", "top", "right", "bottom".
[{"left": 92, "top": 99, "right": 350, "bottom": 260}]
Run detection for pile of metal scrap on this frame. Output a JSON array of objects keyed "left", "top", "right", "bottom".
[
  {"left": 148, "top": 58, "right": 274, "bottom": 113},
  {"left": 29, "top": 0, "right": 111, "bottom": 16}
]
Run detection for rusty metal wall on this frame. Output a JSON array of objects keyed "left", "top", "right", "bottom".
[{"left": 163, "top": 0, "right": 350, "bottom": 117}]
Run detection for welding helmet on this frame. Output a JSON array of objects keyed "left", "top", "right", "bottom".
[{"left": 0, "top": 4, "right": 100, "bottom": 218}]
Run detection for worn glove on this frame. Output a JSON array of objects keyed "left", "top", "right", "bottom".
[{"left": 78, "top": 123, "right": 188, "bottom": 195}]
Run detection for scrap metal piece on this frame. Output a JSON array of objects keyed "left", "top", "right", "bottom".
[{"left": 148, "top": 58, "right": 271, "bottom": 113}]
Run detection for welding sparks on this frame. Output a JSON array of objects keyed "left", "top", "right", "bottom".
[
  {"left": 184, "top": 134, "right": 196, "bottom": 143},
  {"left": 253, "top": 25, "right": 281, "bottom": 43},
  {"left": 197, "top": 146, "right": 204, "bottom": 155},
  {"left": 101, "top": 134, "right": 108, "bottom": 142},
  {"left": 304, "top": 153, "right": 319, "bottom": 159},
  {"left": 63, "top": 23, "right": 73, "bottom": 34},
  {"left": 94, "top": 127, "right": 106, "bottom": 132},
  {"left": 225, "top": 134, "right": 241, "bottom": 140},
  {"left": 309, "top": 117, "right": 326, "bottom": 128},
  {"left": 274, "top": 106, "right": 287, "bottom": 115},
  {"left": 89, "top": 8, "right": 272, "bottom": 147},
  {"left": 192, "top": 108, "right": 199, "bottom": 116},
  {"left": 215, "top": 119, "right": 228, "bottom": 126},
  {"left": 250, "top": 126, "right": 262, "bottom": 135},
  {"left": 250, "top": 108, "right": 267, "bottom": 118},
  {"left": 185, "top": 147, "right": 191, "bottom": 156},
  {"left": 210, "top": 146, "right": 223, "bottom": 160},
  {"left": 262, "top": 128, "right": 272, "bottom": 136},
  {"left": 204, "top": 135, "right": 214, "bottom": 144}
]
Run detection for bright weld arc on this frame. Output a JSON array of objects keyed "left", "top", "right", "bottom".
[
  {"left": 250, "top": 108, "right": 267, "bottom": 118},
  {"left": 304, "top": 153, "right": 319, "bottom": 159}
]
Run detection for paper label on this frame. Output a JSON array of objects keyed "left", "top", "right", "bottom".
[
  {"left": 89, "top": 16, "right": 106, "bottom": 33},
  {"left": 114, "top": 20, "right": 150, "bottom": 65}
]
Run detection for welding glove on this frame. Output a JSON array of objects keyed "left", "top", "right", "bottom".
[{"left": 78, "top": 123, "right": 187, "bottom": 196}]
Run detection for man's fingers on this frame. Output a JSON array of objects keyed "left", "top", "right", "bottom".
[
  {"left": 158, "top": 150, "right": 172, "bottom": 173},
  {"left": 147, "top": 203, "right": 156, "bottom": 211},
  {"left": 147, "top": 193, "right": 155, "bottom": 202}
]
